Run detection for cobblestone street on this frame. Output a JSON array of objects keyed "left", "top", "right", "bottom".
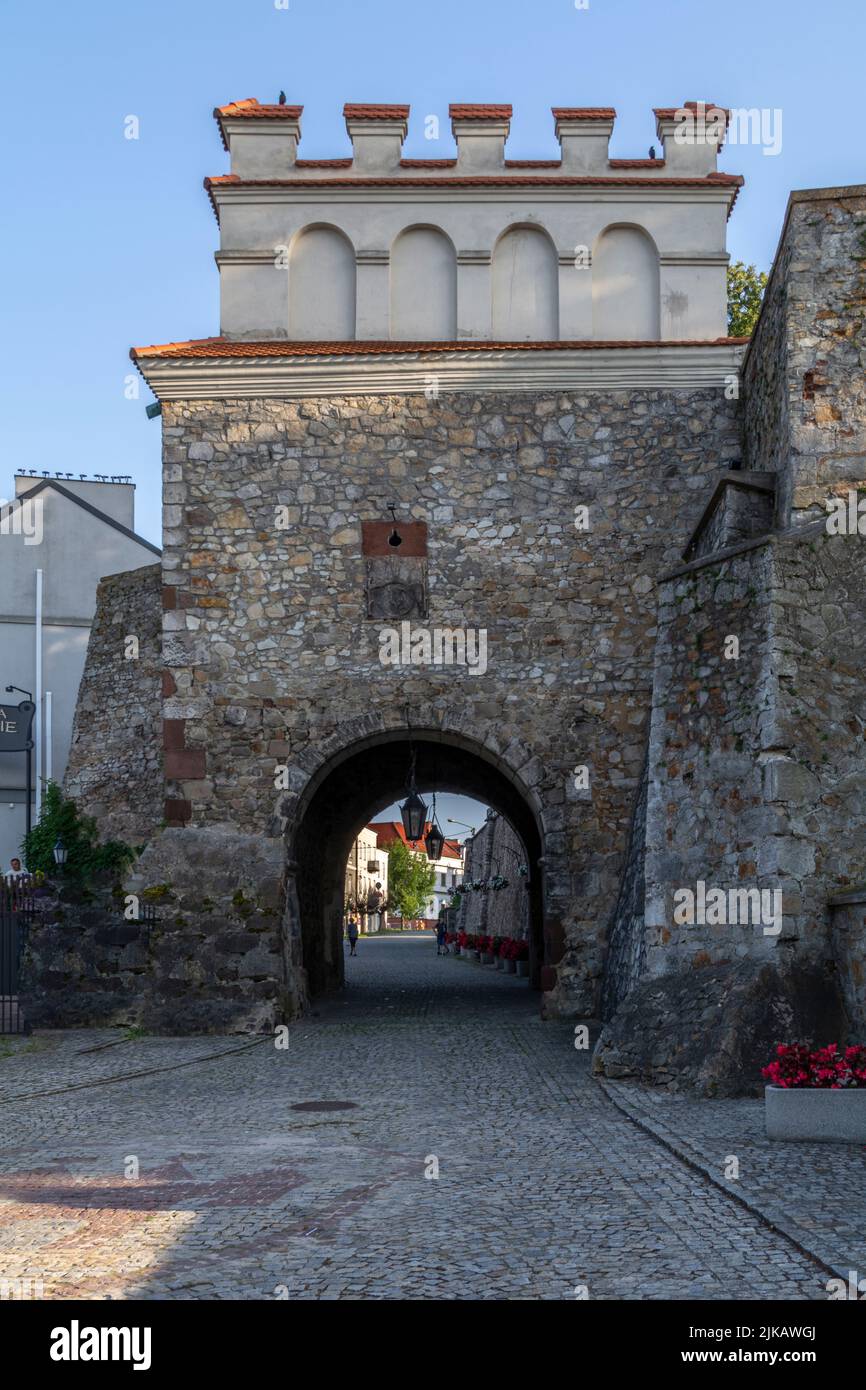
[{"left": 0, "top": 936, "right": 856, "bottom": 1301}]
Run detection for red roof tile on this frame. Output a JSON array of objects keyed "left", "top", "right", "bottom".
[
  {"left": 370, "top": 822, "right": 463, "bottom": 859},
  {"left": 295, "top": 158, "right": 352, "bottom": 168},
  {"left": 400, "top": 158, "right": 457, "bottom": 168},
  {"left": 131, "top": 336, "right": 750, "bottom": 361},
  {"left": 213, "top": 99, "right": 303, "bottom": 150},
  {"left": 552, "top": 107, "right": 616, "bottom": 120},
  {"left": 205, "top": 171, "right": 741, "bottom": 189},
  {"left": 344, "top": 104, "right": 409, "bottom": 121},
  {"left": 610, "top": 158, "right": 665, "bottom": 168},
  {"left": 449, "top": 104, "right": 512, "bottom": 120}
]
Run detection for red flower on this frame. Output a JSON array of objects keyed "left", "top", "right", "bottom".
[{"left": 762, "top": 1042, "right": 866, "bottom": 1089}]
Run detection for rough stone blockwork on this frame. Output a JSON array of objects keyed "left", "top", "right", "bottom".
[
  {"left": 160, "top": 388, "right": 740, "bottom": 1015},
  {"left": 457, "top": 813, "right": 530, "bottom": 941},
  {"left": 20, "top": 830, "right": 290, "bottom": 1033},
  {"left": 596, "top": 527, "right": 866, "bottom": 1090},
  {"left": 743, "top": 186, "right": 866, "bottom": 526},
  {"left": 64, "top": 564, "right": 163, "bottom": 843}
]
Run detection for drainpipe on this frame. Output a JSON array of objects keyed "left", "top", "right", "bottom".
[
  {"left": 34, "top": 569, "right": 43, "bottom": 819},
  {"left": 44, "top": 690, "right": 52, "bottom": 786}
]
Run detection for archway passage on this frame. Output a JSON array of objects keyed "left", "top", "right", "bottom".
[{"left": 289, "top": 733, "right": 545, "bottom": 1002}]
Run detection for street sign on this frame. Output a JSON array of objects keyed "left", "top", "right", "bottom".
[{"left": 0, "top": 701, "right": 35, "bottom": 753}]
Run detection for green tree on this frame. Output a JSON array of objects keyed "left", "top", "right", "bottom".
[
  {"left": 22, "top": 781, "right": 137, "bottom": 883},
  {"left": 727, "top": 261, "right": 768, "bottom": 338},
  {"left": 385, "top": 839, "right": 437, "bottom": 921}
]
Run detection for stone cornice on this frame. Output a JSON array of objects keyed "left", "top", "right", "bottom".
[{"left": 134, "top": 342, "right": 746, "bottom": 401}]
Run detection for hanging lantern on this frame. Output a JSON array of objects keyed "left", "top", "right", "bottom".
[
  {"left": 425, "top": 821, "right": 445, "bottom": 862},
  {"left": 399, "top": 747, "right": 427, "bottom": 844}
]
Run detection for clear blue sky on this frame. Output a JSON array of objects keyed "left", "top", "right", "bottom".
[{"left": 2, "top": 0, "right": 864, "bottom": 545}]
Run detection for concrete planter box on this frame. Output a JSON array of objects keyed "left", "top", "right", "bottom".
[
  {"left": 765, "top": 1085, "right": 866, "bottom": 1143},
  {"left": 515, "top": 960, "right": 529, "bottom": 978},
  {"left": 482, "top": 952, "right": 495, "bottom": 965},
  {"left": 504, "top": 959, "right": 517, "bottom": 975}
]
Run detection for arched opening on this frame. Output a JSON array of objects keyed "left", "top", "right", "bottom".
[
  {"left": 491, "top": 225, "right": 559, "bottom": 341},
  {"left": 289, "top": 224, "right": 356, "bottom": 340},
  {"left": 390, "top": 226, "right": 457, "bottom": 340},
  {"left": 286, "top": 731, "right": 545, "bottom": 1004},
  {"left": 592, "top": 224, "right": 660, "bottom": 341}
]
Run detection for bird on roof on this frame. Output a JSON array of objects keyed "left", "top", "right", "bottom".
[
  {"left": 278, "top": 91, "right": 287, "bottom": 105},
  {"left": 649, "top": 145, "right": 657, "bottom": 159}
]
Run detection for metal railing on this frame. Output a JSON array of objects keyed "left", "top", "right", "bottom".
[{"left": 0, "top": 875, "right": 37, "bottom": 1034}]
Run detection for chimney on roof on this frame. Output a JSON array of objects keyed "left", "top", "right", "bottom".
[
  {"left": 344, "top": 105, "right": 409, "bottom": 173},
  {"left": 553, "top": 108, "right": 616, "bottom": 173},
  {"left": 654, "top": 101, "right": 725, "bottom": 176},
  {"left": 450, "top": 104, "right": 511, "bottom": 172}
]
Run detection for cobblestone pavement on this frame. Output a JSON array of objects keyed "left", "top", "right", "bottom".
[
  {"left": 600, "top": 1080, "right": 866, "bottom": 1285},
  {"left": 0, "top": 936, "right": 845, "bottom": 1300}
]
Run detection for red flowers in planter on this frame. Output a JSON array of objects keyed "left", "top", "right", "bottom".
[
  {"left": 497, "top": 938, "right": 529, "bottom": 961},
  {"left": 762, "top": 1043, "right": 866, "bottom": 1089}
]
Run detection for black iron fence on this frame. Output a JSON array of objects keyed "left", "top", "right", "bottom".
[{"left": 0, "top": 875, "right": 37, "bottom": 1034}]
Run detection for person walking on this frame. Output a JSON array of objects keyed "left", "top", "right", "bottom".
[
  {"left": 436, "top": 914, "right": 448, "bottom": 955},
  {"left": 346, "top": 915, "right": 360, "bottom": 957}
]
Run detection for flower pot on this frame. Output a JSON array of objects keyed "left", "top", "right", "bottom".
[
  {"left": 482, "top": 952, "right": 495, "bottom": 965},
  {"left": 505, "top": 959, "right": 516, "bottom": 974},
  {"left": 765, "top": 1085, "right": 866, "bottom": 1143},
  {"left": 474, "top": 951, "right": 481, "bottom": 962},
  {"left": 515, "top": 960, "right": 529, "bottom": 978},
  {"left": 496, "top": 957, "right": 504, "bottom": 970}
]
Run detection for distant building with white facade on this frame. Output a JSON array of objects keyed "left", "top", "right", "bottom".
[
  {"left": 0, "top": 474, "right": 159, "bottom": 867},
  {"left": 370, "top": 821, "right": 464, "bottom": 922},
  {"left": 344, "top": 824, "right": 389, "bottom": 931}
]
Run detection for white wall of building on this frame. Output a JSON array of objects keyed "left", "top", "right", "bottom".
[
  {"left": 0, "top": 479, "right": 158, "bottom": 869},
  {"left": 212, "top": 103, "right": 738, "bottom": 344}
]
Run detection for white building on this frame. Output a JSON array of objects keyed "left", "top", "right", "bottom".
[
  {"left": 344, "top": 824, "right": 389, "bottom": 932},
  {"left": 0, "top": 474, "right": 159, "bottom": 868},
  {"left": 369, "top": 821, "right": 464, "bottom": 922}
]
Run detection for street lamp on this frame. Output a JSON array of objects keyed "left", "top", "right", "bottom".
[
  {"left": 53, "top": 837, "right": 68, "bottom": 870},
  {"left": 399, "top": 747, "right": 428, "bottom": 844}
]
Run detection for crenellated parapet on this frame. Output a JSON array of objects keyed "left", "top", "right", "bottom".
[{"left": 200, "top": 97, "right": 742, "bottom": 346}]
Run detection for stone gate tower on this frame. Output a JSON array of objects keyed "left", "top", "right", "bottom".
[{"left": 53, "top": 98, "right": 866, "bottom": 1087}]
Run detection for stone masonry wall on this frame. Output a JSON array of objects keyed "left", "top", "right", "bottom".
[
  {"left": 595, "top": 521, "right": 866, "bottom": 1089},
  {"left": 642, "top": 541, "right": 779, "bottom": 977},
  {"left": 600, "top": 754, "right": 647, "bottom": 1020},
  {"left": 458, "top": 813, "right": 530, "bottom": 941},
  {"left": 743, "top": 187, "right": 866, "bottom": 527},
  {"left": 20, "top": 829, "right": 288, "bottom": 1033},
  {"left": 159, "top": 387, "right": 741, "bottom": 1015},
  {"left": 64, "top": 564, "right": 163, "bottom": 844},
  {"left": 641, "top": 525, "right": 866, "bottom": 982}
]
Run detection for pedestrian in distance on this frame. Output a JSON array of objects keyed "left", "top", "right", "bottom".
[
  {"left": 436, "top": 915, "right": 449, "bottom": 955},
  {"left": 346, "top": 916, "right": 360, "bottom": 957}
]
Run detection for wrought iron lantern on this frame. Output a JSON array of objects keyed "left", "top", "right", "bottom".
[
  {"left": 53, "top": 837, "right": 68, "bottom": 868},
  {"left": 425, "top": 803, "right": 445, "bottom": 863},
  {"left": 399, "top": 747, "right": 427, "bottom": 844}
]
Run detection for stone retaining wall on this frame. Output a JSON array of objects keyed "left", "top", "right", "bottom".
[{"left": 64, "top": 563, "right": 163, "bottom": 845}]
